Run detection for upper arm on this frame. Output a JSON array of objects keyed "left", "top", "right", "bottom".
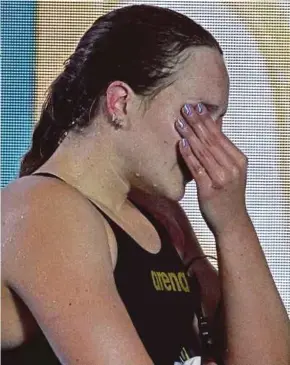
[{"left": 3, "top": 182, "right": 153, "bottom": 365}]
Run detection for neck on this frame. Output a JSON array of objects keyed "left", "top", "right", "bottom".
[{"left": 35, "top": 133, "right": 131, "bottom": 213}]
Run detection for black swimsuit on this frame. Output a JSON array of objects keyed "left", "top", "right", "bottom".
[{"left": 2, "top": 173, "right": 204, "bottom": 365}]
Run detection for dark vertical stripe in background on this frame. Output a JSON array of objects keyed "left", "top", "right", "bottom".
[{"left": 1, "top": 1, "right": 36, "bottom": 187}]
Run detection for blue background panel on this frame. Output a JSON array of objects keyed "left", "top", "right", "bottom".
[{"left": 1, "top": 1, "right": 36, "bottom": 187}]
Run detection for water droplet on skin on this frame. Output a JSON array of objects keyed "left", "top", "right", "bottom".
[{"left": 135, "top": 172, "right": 141, "bottom": 178}]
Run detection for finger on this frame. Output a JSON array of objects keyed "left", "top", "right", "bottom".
[
  {"left": 176, "top": 122, "right": 230, "bottom": 189},
  {"left": 196, "top": 108, "right": 248, "bottom": 168},
  {"left": 182, "top": 103, "right": 248, "bottom": 176},
  {"left": 177, "top": 114, "right": 235, "bottom": 171},
  {"left": 182, "top": 103, "right": 246, "bottom": 164},
  {"left": 179, "top": 138, "right": 211, "bottom": 186}
]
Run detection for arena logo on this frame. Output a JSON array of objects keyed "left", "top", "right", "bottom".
[{"left": 151, "top": 270, "right": 190, "bottom": 293}]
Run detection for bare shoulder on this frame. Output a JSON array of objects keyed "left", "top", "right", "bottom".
[
  {"left": 2, "top": 176, "right": 152, "bottom": 364},
  {"left": 2, "top": 176, "right": 111, "bottom": 284}
]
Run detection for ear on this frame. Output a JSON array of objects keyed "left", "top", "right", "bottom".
[{"left": 106, "top": 81, "right": 133, "bottom": 119}]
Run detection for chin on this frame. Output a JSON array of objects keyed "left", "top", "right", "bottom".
[
  {"left": 157, "top": 178, "right": 186, "bottom": 202},
  {"left": 140, "top": 167, "right": 188, "bottom": 202},
  {"left": 172, "top": 184, "right": 186, "bottom": 202}
]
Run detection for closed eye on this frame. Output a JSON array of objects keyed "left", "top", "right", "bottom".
[{"left": 203, "top": 103, "right": 227, "bottom": 119}]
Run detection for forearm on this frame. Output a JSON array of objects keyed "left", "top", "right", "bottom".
[{"left": 216, "top": 214, "right": 290, "bottom": 365}]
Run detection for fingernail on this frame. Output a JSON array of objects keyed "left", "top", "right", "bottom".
[
  {"left": 176, "top": 118, "right": 185, "bottom": 129},
  {"left": 196, "top": 103, "right": 204, "bottom": 114},
  {"left": 182, "top": 138, "right": 188, "bottom": 148},
  {"left": 183, "top": 104, "right": 192, "bottom": 116}
]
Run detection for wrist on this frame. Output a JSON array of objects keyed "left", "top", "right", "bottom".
[{"left": 213, "top": 211, "right": 253, "bottom": 241}]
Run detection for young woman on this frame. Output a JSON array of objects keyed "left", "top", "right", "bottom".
[{"left": 2, "top": 5, "right": 289, "bottom": 365}]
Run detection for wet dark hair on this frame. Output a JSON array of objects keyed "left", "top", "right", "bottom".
[{"left": 19, "top": 4, "right": 222, "bottom": 177}]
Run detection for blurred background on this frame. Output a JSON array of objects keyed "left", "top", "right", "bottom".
[{"left": 2, "top": 0, "right": 289, "bottom": 315}]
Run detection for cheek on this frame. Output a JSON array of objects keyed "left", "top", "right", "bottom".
[
  {"left": 150, "top": 116, "right": 179, "bottom": 148},
  {"left": 159, "top": 136, "right": 181, "bottom": 171},
  {"left": 143, "top": 103, "right": 181, "bottom": 157},
  {"left": 159, "top": 120, "right": 180, "bottom": 150}
]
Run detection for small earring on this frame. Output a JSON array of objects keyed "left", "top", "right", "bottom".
[
  {"left": 111, "top": 113, "right": 123, "bottom": 129},
  {"left": 70, "top": 120, "right": 76, "bottom": 128}
]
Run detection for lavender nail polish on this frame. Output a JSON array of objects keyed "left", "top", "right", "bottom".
[
  {"left": 176, "top": 118, "right": 185, "bottom": 129},
  {"left": 183, "top": 104, "right": 192, "bottom": 116},
  {"left": 196, "top": 103, "right": 203, "bottom": 114},
  {"left": 182, "top": 138, "right": 188, "bottom": 148}
]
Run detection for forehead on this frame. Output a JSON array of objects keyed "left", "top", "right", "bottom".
[{"left": 172, "top": 47, "right": 229, "bottom": 106}]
